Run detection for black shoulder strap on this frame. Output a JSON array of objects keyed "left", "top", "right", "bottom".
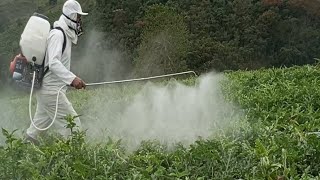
[
  {"left": 54, "top": 27, "right": 67, "bottom": 54},
  {"left": 43, "top": 27, "right": 67, "bottom": 75}
]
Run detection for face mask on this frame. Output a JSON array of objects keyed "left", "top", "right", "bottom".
[
  {"left": 76, "top": 17, "right": 84, "bottom": 37},
  {"left": 63, "top": 13, "right": 84, "bottom": 37}
]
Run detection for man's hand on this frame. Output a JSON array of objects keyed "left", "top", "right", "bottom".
[{"left": 71, "top": 77, "right": 86, "bottom": 89}]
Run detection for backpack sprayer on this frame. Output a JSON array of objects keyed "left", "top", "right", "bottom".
[
  {"left": 10, "top": 13, "right": 67, "bottom": 90},
  {"left": 10, "top": 13, "right": 51, "bottom": 89},
  {"left": 10, "top": 13, "right": 198, "bottom": 132}
]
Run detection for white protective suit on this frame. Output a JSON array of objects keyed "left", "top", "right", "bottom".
[{"left": 26, "top": 14, "right": 82, "bottom": 140}]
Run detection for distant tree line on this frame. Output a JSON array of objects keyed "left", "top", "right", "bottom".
[
  {"left": 1, "top": 0, "right": 320, "bottom": 86},
  {"left": 91, "top": 0, "right": 320, "bottom": 76}
]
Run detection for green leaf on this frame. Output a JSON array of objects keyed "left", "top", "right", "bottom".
[
  {"left": 1, "top": 128, "right": 9, "bottom": 137},
  {"left": 255, "top": 139, "right": 268, "bottom": 157}
]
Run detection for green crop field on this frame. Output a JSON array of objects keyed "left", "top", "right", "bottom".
[{"left": 1, "top": 64, "right": 320, "bottom": 179}]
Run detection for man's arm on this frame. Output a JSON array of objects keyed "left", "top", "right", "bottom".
[{"left": 46, "top": 30, "right": 76, "bottom": 85}]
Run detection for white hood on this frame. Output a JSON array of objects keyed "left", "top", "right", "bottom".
[{"left": 53, "top": 15, "right": 78, "bottom": 44}]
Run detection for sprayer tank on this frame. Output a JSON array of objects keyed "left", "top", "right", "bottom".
[{"left": 19, "top": 13, "right": 51, "bottom": 65}]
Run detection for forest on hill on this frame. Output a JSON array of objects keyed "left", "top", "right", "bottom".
[{"left": 1, "top": 0, "right": 320, "bottom": 86}]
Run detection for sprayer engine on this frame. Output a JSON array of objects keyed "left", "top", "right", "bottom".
[{"left": 10, "top": 55, "right": 45, "bottom": 89}]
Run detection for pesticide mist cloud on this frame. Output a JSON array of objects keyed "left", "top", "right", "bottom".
[
  {"left": 82, "top": 72, "right": 243, "bottom": 151},
  {"left": 0, "top": 93, "right": 29, "bottom": 144},
  {"left": 72, "top": 30, "right": 132, "bottom": 83}
]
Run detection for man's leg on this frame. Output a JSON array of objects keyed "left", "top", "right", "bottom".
[
  {"left": 26, "top": 100, "right": 51, "bottom": 143},
  {"left": 44, "top": 92, "right": 82, "bottom": 139}
]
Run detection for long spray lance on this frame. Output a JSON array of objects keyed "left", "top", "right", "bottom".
[{"left": 29, "top": 71, "right": 198, "bottom": 131}]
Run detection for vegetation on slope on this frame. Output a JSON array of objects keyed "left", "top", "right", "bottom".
[{"left": 1, "top": 64, "right": 320, "bottom": 179}]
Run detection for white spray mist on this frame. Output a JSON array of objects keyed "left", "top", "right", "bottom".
[
  {"left": 81, "top": 72, "right": 242, "bottom": 151},
  {"left": 72, "top": 29, "right": 132, "bottom": 83},
  {"left": 0, "top": 91, "right": 29, "bottom": 144}
]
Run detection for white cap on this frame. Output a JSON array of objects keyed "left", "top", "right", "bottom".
[{"left": 63, "top": 0, "right": 88, "bottom": 16}]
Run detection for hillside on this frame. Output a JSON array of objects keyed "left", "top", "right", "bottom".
[
  {"left": 1, "top": 1, "right": 320, "bottom": 178},
  {"left": 1, "top": 64, "right": 320, "bottom": 179}
]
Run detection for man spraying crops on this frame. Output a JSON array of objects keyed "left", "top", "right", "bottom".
[{"left": 25, "top": 0, "right": 88, "bottom": 144}]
